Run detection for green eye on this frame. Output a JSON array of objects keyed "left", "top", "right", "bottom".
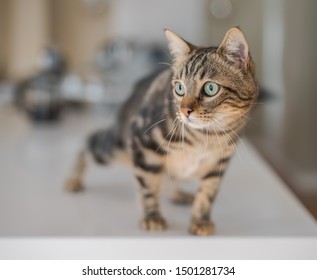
[
  {"left": 175, "top": 82, "right": 185, "bottom": 96},
  {"left": 203, "top": 82, "right": 219, "bottom": 96}
]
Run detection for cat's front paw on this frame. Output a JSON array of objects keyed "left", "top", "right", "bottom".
[
  {"left": 189, "top": 220, "right": 214, "bottom": 236},
  {"left": 141, "top": 214, "right": 167, "bottom": 231},
  {"left": 65, "top": 177, "right": 84, "bottom": 192}
]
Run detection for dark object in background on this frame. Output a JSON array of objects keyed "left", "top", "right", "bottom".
[
  {"left": 257, "top": 86, "right": 275, "bottom": 102},
  {"left": 14, "top": 47, "right": 67, "bottom": 122},
  {"left": 14, "top": 40, "right": 170, "bottom": 122},
  {"left": 95, "top": 39, "right": 169, "bottom": 71},
  {"left": 16, "top": 74, "right": 63, "bottom": 121}
]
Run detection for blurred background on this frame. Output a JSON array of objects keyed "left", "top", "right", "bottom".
[{"left": 0, "top": 0, "right": 316, "bottom": 230}]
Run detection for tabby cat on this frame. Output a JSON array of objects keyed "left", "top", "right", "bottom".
[{"left": 66, "top": 28, "right": 258, "bottom": 235}]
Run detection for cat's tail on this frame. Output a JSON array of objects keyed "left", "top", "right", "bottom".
[
  {"left": 65, "top": 127, "right": 125, "bottom": 192},
  {"left": 87, "top": 127, "right": 125, "bottom": 165}
]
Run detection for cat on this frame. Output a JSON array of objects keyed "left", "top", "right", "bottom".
[{"left": 65, "top": 27, "right": 258, "bottom": 236}]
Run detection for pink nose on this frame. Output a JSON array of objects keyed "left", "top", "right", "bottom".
[{"left": 180, "top": 107, "right": 193, "bottom": 117}]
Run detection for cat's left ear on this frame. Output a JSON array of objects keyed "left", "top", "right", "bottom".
[
  {"left": 217, "top": 27, "right": 249, "bottom": 69},
  {"left": 164, "top": 29, "right": 194, "bottom": 65}
]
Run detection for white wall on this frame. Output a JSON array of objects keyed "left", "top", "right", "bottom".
[{"left": 111, "top": 0, "right": 210, "bottom": 45}]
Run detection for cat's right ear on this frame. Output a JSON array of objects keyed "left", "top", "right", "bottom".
[
  {"left": 217, "top": 27, "right": 249, "bottom": 69},
  {"left": 164, "top": 29, "right": 193, "bottom": 65}
]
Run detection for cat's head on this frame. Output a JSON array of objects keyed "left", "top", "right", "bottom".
[{"left": 165, "top": 28, "right": 258, "bottom": 131}]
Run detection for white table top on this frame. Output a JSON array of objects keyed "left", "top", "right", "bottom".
[{"left": 0, "top": 104, "right": 316, "bottom": 259}]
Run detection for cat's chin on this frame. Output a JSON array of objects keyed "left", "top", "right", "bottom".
[
  {"left": 180, "top": 117, "right": 209, "bottom": 130},
  {"left": 177, "top": 114, "right": 206, "bottom": 130},
  {"left": 186, "top": 121, "right": 207, "bottom": 130}
]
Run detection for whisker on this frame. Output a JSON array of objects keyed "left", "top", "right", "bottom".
[
  {"left": 178, "top": 122, "right": 182, "bottom": 149},
  {"left": 213, "top": 117, "right": 242, "bottom": 143},
  {"left": 155, "top": 118, "right": 178, "bottom": 153},
  {"left": 209, "top": 122, "right": 224, "bottom": 179},
  {"left": 213, "top": 117, "right": 251, "bottom": 162},
  {"left": 143, "top": 119, "right": 166, "bottom": 135},
  {"left": 158, "top": 61, "right": 177, "bottom": 72},
  {"left": 167, "top": 122, "right": 179, "bottom": 153},
  {"left": 213, "top": 111, "right": 256, "bottom": 124},
  {"left": 162, "top": 118, "right": 178, "bottom": 192},
  {"left": 181, "top": 122, "right": 185, "bottom": 153},
  {"left": 203, "top": 127, "right": 209, "bottom": 152},
  {"left": 212, "top": 119, "right": 242, "bottom": 162},
  {"left": 158, "top": 61, "right": 172, "bottom": 67},
  {"left": 166, "top": 121, "right": 179, "bottom": 181}
]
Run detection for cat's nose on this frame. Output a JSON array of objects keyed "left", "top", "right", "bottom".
[{"left": 180, "top": 107, "right": 193, "bottom": 117}]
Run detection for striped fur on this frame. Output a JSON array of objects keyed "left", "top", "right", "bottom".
[{"left": 66, "top": 28, "right": 258, "bottom": 235}]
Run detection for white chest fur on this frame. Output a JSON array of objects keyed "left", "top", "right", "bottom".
[{"left": 165, "top": 146, "right": 218, "bottom": 180}]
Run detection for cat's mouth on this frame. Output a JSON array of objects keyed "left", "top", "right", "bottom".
[{"left": 177, "top": 111, "right": 208, "bottom": 129}]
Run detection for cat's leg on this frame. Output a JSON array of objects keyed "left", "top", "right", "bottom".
[
  {"left": 189, "top": 170, "right": 225, "bottom": 236},
  {"left": 131, "top": 140, "right": 166, "bottom": 231},
  {"left": 65, "top": 128, "right": 121, "bottom": 192},
  {"left": 135, "top": 170, "right": 166, "bottom": 230},
  {"left": 65, "top": 150, "right": 90, "bottom": 192}
]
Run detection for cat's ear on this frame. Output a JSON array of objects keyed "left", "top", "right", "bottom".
[
  {"left": 217, "top": 27, "right": 249, "bottom": 69},
  {"left": 164, "top": 29, "right": 193, "bottom": 65}
]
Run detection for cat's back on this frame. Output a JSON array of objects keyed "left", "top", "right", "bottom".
[{"left": 118, "top": 67, "right": 172, "bottom": 134}]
